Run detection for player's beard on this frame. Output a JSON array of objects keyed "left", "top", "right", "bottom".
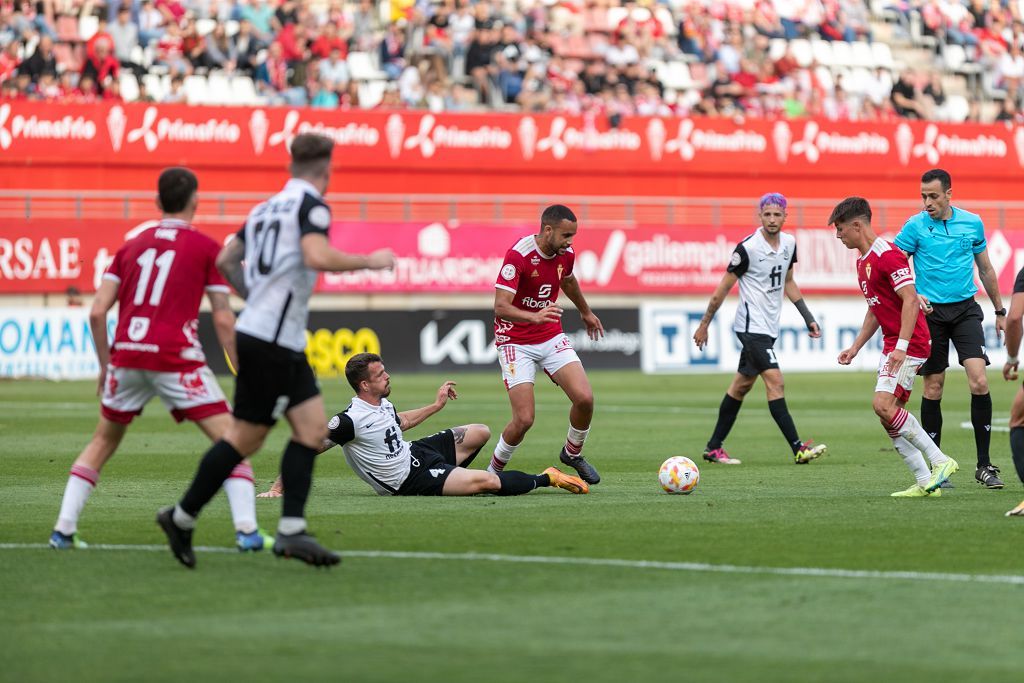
[{"left": 382, "top": 383, "right": 391, "bottom": 398}]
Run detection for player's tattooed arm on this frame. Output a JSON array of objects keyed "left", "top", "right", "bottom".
[
  {"left": 694, "top": 272, "right": 739, "bottom": 349},
  {"left": 451, "top": 426, "right": 467, "bottom": 444},
  {"left": 216, "top": 237, "right": 248, "bottom": 299}
]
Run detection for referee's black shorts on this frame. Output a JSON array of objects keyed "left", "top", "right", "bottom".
[
  {"left": 233, "top": 332, "right": 321, "bottom": 425},
  {"left": 920, "top": 298, "right": 990, "bottom": 375}
]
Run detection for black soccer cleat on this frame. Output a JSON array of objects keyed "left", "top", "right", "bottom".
[
  {"left": 559, "top": 448, "right": 601, "bottom": 485},
  {"left": 975, "top": 464, "right": 1005, "bottom": 489},
  {"left": 272, "top": 532, "right": 341, "bottom": 567},
  {"left": 156, "top": 506, "right": 196, "bottom": 569}
]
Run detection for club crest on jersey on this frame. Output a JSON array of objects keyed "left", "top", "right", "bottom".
[
  {"left": 128, "top": 316, "right": 150, "bottom": 341},
  {"left": 557, "top": 264, "right": 564, "bottom": 279},
  {"left": 501, "top": 264, "right": 516, "bottom": 280},
  {"left": 865, "top": 263, "right": 872, "bottom": 279},
  {"left": 507, "top": 363, "right": 515, "bottom": 376}
]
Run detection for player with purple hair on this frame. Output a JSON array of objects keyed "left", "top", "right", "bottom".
[{"left": 693, "top": 193, "right": 827, "bottom": 465}]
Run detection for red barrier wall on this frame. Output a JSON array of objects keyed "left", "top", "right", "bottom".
[{"left": 1, "top": 102, "right": 1022, "bottom": 199}]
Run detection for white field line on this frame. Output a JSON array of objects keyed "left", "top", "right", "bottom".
[{"left": 2, "top": 543, "right": 1023, "bottom": 585}]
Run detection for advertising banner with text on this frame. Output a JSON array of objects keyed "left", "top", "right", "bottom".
[
  {"left": 6, "top": 218, "right": 1024, "bottom": 296},
  {"left": 0, "top": 307, "right": 116, "bottom": 379},
  {"left": 640, "top": 298, "right": 1009, "bottom": 374},
  {"left": 0, "top": 101, "right": 1020, "bottom": 176},
  {"left": 198, "top": 309, "right": 641, "bottom": 376},
  {"left": 1, "top": 102, "right": 1022, "bottom": 196}
]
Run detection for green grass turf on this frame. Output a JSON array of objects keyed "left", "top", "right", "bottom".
[{"left": 2, "top": 370, "right": 1022, "bottom": 683}]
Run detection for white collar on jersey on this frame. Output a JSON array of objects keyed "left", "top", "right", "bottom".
[
  {"left": 285, "top": 177, "right": 323, "bottom": 198},
  {"left": 351, "top": 395, "right": 388, "bottom": 410}
]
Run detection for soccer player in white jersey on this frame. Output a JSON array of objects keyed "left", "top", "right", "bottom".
[
  {"left": 257, "top": 353, "right": 589, "bottom": 497},
  {"left": 49, "top": 168, "right": 269, "bottom": 552},
  {"left": 490, "top": 204, "right": 604, "bottom": 485},
  {"left": 158, "top": 134, "right": 394, "bottom": 568},
  {"left": 832, "top": 196, "right": 958, "bottom": 496},
  {"left": 693, "top": 193, "right": 827, "bottom": 465}
]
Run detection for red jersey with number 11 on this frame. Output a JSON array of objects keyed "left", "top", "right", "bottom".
[
  {"left": 856, "top": 238, "right": 930, "bottom": 357},
  {"left": 104, "top": 220, "right": 229, "bottom": 371},
  {"left": 494, "top": 235, "right": 574, "bottom": 346}
]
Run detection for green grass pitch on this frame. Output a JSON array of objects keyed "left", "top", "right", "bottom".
[{"left": 2, "top": 369, "right": 1022, "bottom": 683}]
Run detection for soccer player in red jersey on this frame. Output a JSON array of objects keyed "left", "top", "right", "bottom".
[
  {"left": 831, "top": 196, "right": 959, "bottom": 496},
  {"left": 490, "top": 204, "right": 604, "bottom": 484},
  {"left": 49, "top": 168, "right": 269, "bottom": 550}
]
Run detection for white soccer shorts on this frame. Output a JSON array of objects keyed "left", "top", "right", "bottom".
[
  {"left": 874, "top": 352, "right": 927, "bottom": 403},
  {"left": 101, "top": 364, "right": 230, "bottom": 424},
  {"left": 497, "top": 333, "right": 582, "bottom": 390}
]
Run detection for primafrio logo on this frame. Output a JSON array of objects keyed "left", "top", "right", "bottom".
[
  {"left": 124, "top": 106, "right": 241, "bottom": 152},
  {"left": 895, "top": 122, "right": 1007, "bottom": 165},
  {"left": 524, "top": 116, "right": 641, "bottom": 161},
  {"left": 0, "top": 103, "right": 97, "bottom": 150},
  {"left": 390, "top": 114, "right": 512, "bottom": 159},
  {"left": 651, "top": 118, "right": 766, "bottom": 162},
  {"left": 773, "top": 121, "right": 888, "bottom": 163},
  {"left": 256, "top": 109, "right": 380, "bottom": 155}
]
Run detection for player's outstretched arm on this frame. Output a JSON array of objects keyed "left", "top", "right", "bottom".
[
  {"left": 215, "top": 236, "right": 248, "bottom": 299},
  {"left": 974, "top": 249, "right": 1005, "bottom": 342},
  {"left": 784, "top": 269, "right": 821, "bottom": 338},
  {"left": 693, "top": 272, "right": 738, "bottom": 349},
  {"left": 207, "top": 290, "right": 238, "bottom": 373},
  {"left": 1004, "top": 292, "right": 1024, "bottom": 380},
  {"left": 494, "top": 289, "right": 562, "bottom": 325},
  {"left": 838, "top": 309, "right": 879, "bottom": 365},
  {"left": 89, "top": 279, "right": 119, "bottom": 395},
  {"left": 560, "top": 275, "right": 603, "bottom": 340},
  {"left": 301, "top": 233, "right": 395, "bottom": 273},
  {"left": 397, "top": 381, "right": 458, "bottom": 431}
]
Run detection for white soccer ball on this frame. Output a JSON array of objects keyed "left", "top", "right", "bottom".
[{"left": 658, "top": 456, "right": 700, "bottom": 495}]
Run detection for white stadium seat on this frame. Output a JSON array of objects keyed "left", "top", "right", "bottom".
[{"left": 119, "top": 74, "right": 140, "bottom": 102}]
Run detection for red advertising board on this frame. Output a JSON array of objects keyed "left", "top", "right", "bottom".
[
  {"left": 0, "top": 102, "right": 1022, "bottom": 199},
  {"left": 4, "top": 218, "right": 1024, "bottom": 296}
]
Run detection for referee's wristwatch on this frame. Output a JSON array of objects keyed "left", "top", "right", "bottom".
[{"left": 995, "top": 308, "right": 1007, "bottom": 316}]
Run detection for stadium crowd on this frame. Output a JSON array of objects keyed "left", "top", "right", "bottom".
[{"left": 0, "top": 0, "right": 1021, "bottom": 123}]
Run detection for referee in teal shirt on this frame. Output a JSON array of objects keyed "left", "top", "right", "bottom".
[{"left": 894, "top": 169, "right": 1005, "bottom": 489}]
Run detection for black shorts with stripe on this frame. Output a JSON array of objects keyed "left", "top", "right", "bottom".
[{"left": 396, "top": 430, "right": 458, "bottom": 496}]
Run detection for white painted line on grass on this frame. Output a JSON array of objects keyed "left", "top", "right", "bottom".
[{"left": 3, "top": 543, "right": 1023, "bottom": 585}]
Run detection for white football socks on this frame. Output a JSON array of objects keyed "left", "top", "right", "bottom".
[
  {"left": 565, "top": 425, "right": 590, "bottom": 456},
  {"left": 54, "top": 465, "right": 99, "bottom": 535},
  {"left": 891, "top": 408, "right": 949, "bottom": 467},
  {"left": 890, "top": 436, "right": 932, "bottom": 488},
  {"left": 223, "top": 461, "right": 257, "bottom": 534},
  {"left": 488, "top": 435, "right": 519, "bottom": 473}
]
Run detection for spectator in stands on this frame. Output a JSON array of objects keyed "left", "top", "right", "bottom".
[
  {"left": 840, "top": 0, "right": 872, "bottom": 41},
  {"left": 465, "top": 21, "right": 497, "bottom": 100},
  {"left": 319, "top": 45, "right": 348, "bottom": 89},
  {"left": 995, "top": 96, "right": 1024, "bottom": 123},
  {"left": 21, "top": 34, "right": 56, "bottom": 80},
  {"left": 308, "top": 78, "right": 338, "bottom": 108},
  {"left": 254, "top": 39, "right": 288, "bottom": 101},
  {"left": 110, "top": 6, "right": 143, "bottom": 76},
  {"left": 163, "top": 72, "right": 186, "bottom": 102},
  {"left": 240, "top": 0, "right": 274, "bottom": 41},
  {"left": 138, "top": 0, "right": 166, "bottom": 46},
  {"left": 182, "top": 16, "right": 209, "bottom": 70},
  {"left": 380, "top": 18, "right": 408, "bottom": 80},
  {"left": 81, "top": 39, "right": 120, "bottom": 94},
  {"left": 923, "top": 70, "right": 947, "bottom": 115},
  {"left": 203, "top": 22, "right": 237, "bottom": 71},
  {"left": 891, "top": 68, "right": 926, "bottom": 118},
  {"left": 136, "top": 78, "right": 156, "bottom": 102},
  {"left": 75, "top": 73, "right": 99, "bottom": 102},
  {"left": 311, "top": 20, "right": 347, "bottom": 60},
  {"left": 36, "top": 72, "right": 60, "bottom": 99},
  {"left": 997, "top": 41, "right": 1024, "bottom": 99},
  {"left": 155, "top": 0, "right": 187, "bottom": 27},
  {"left": 233, "top": 18, "right": 264, "bottom": 75},
  {"left": 156, "top": 20, "right": 191, "bottom": 74},
  {"left": 352, "top": 0, "right": 384, "bottom": 52}
]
